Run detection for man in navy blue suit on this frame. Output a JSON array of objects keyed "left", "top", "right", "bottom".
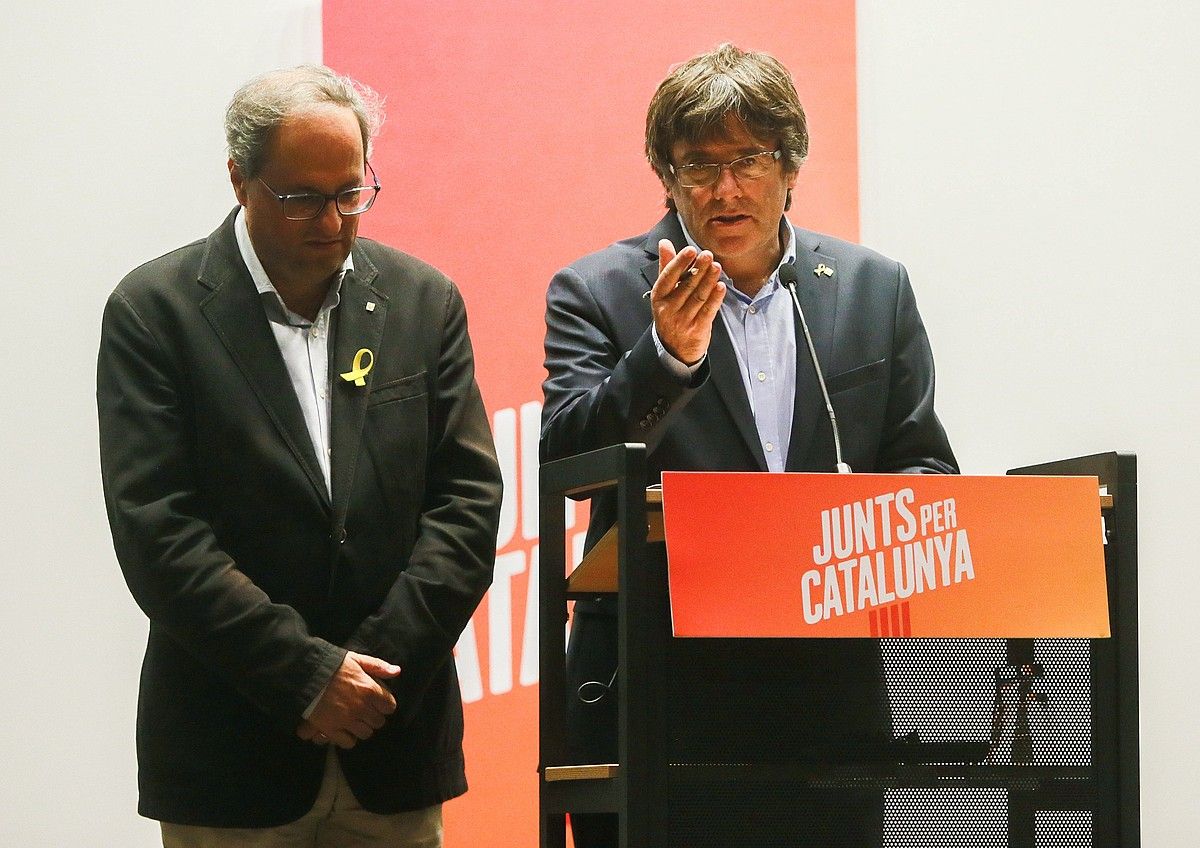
[{"left": 541, "top": 43, "right": 956, "bottom": 846}]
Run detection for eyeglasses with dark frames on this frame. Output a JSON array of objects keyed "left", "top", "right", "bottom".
[
  {"left": 669, "top": 150, "right": 782, "bottom": 188},
  {"left": 258, "top": 161, "right": 381, "bottom": 221}
]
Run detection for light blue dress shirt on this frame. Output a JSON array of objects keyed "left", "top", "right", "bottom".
[{"left": 653, "top": 215, "right": 797, "bottom": 471}]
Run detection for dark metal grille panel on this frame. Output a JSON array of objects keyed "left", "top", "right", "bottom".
[
  {"left": 1032, "top": 640, "right": 1092, "bottom": 765},
  {"left": 883, "top": 789, "right": 1008, "bottom": 847},
  {"left": 882, "top": 638, "right": 1093, "bottom": 767},
  {"left": 667, "top": 782, "right": 884, "bottom": 848},
  {"left": 883, "top": 638, "right": 1005, "bottom": 749},
  {"left": 658, "top": 637, "right": 1098, "bottom": 845},
  {"left": 1037, "top": 810, "right": 1093, "bottom": 847}
]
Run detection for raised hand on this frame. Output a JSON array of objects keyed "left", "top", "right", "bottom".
[{"left": 650, "top": 239, "right": 725, "bottom": 365}]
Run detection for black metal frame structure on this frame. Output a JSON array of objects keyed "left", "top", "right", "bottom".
[
  {"left": 1007, "top": 451, "right": 1140, "bottom": 846},
  {"left": 538, "top": 447, "right": 1138, "bottom": 847}
]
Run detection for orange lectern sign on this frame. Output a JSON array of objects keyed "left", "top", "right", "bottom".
[{"left": 662, "top": 472, "right": 1108, "bottom": 639}]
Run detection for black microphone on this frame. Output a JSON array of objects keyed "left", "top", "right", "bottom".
[{"left": 779, "top": 261, "right": 852, "bottom": 473}]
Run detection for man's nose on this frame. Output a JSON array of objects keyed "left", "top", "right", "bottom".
[
  {"left": 314, "top": 198, "right": 344, "bottom": 232},
  {"left": 710, "top": 163, "right": 742, "bottom": 198}
]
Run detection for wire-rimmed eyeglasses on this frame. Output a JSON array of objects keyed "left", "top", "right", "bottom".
[
  {"left": 669, "top": 150, "right": 782, "bottom": 188},
  {"left": 258, "top": 162, "right": 381, "bottom": 221}
]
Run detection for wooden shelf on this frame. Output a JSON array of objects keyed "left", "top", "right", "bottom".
[
  {"left": 566, "top": 489, "right": 661, "bottom": 594},
  {"left": 544, "top": 764, "right": 620, "bottom": 782}
]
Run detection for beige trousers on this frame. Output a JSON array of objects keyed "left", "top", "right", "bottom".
[{"left": 160, "top": 747, "right": 442, "bottom": 848}]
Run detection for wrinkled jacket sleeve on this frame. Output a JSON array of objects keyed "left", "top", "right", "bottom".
[
  {"left": 98, "top": 289, "right": 345, "bottom": 721},
  {"left": 541, "top": 265, "right": 707, "bottom": 461},
  {"left": 343, "top": 282, "right": 502, "bottom": 716}
]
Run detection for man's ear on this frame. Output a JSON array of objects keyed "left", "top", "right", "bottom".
[
  {"left": 229, "top": 159, "right": 249, "bottom": 207},
  {"left": 783, "top": 168, "right": 799, "bottom": 212},
  {"left": 661, "top": 177, "right": 678, "bottom": 212}
]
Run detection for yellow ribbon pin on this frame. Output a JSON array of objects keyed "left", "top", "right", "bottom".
[{"left": 340, "top": 348, "right": 374, "bottom": 386}]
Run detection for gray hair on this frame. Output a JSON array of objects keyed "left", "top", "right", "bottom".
[{"left": 225, "top": 64, "right": 385, "bottom": 177}]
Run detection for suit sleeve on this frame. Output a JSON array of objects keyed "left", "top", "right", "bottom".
[
  {"left": 344, "top": 282, "right": 502, "bottom": 716},
  {"left": 97, "top": 290, "right": 345, "bottom": 722},
  {"left": 877, "top": 263, "right": 958, "bottom": 474},
  {"left": 540, "top": 265, "right": 707, "bottom": 461}
]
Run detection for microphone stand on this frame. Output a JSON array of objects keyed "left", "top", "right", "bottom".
[{"left": 780, "top": 263, "right": 851, "bottom": 473}]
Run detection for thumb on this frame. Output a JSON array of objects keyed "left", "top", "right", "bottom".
[{"left": 350, "top": 652, "right": 402, "bottom": 679}]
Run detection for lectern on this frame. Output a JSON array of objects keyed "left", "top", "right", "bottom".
[{"left": 538, "top": 446, "right": 1138, "bottom": 847}]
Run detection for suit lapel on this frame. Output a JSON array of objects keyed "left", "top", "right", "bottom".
[
  {"left": 329, "top": 251, "right": 386, "bottom": 527},
  {"left": 786, "top": 231, "right": 840, "bottom": 470},
  {"left": 198, "top": 211, "right": 330, "bottom": 508},
  {"left": 709, "top": 315, "right": 769, "bottom": 470},
  {"left": 640, "top": 213, "right": 768, "bottom": 470}
]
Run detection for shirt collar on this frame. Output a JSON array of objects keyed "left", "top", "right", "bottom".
[
  {"left": 674, "top": 213, "right": 797, "bottom": 305},
  {"left": 234, "top": 206, "right": 351, "bottom": 325}
]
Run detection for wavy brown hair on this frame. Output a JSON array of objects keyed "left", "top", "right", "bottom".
[{"left": 646, "top": 44, "right": 808, "bottom": 210}]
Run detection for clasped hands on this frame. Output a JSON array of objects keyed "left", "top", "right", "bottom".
[
  {"left": 649, "top": 240, "right": 725, "bottom": 365},
  {"left": 296, "top": 651, "right": 401, "bottom": 749}
]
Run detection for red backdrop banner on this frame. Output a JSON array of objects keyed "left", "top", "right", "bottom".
[{"left": 324, "top": 3, "right": 858, "bottom": 843}]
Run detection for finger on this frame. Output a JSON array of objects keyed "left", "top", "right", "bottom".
[
  {"left": 347, "top": 703, "right": 389, "bottom": 730},
  {"left": 694, "top": 264, "right": 725, "bottom": 301},
  {"left": 363, "top": 685, "right": 397, "bottom": 716},
  {"left": 675, "top": 251, "right": 712, "bottom": 287},
  {"left": 348, "top": 719, "right": 376, "bottom": 741},
  {"left": 697, "top": 281, "right": 727, "bottom": 322},
  {"left": 657, "top": 238, "right": 677, "bottom": 273},
  {"left": 680, "top": 265, "right": 723, "bottom": 321},
  {"left": 679, "top": 293, "right": 711, "bottom": 325},
  {"left": 652, "top": 244, "right": 699, "bottom": 299},
  {"left": 665, "top": 251, "right": 714, "bottom": 303},
  {"left": 330, "top": 729, "right": 358, "bottom": 749},
  {"left": 304, "top": 715, "right": 336, "bottom": 742},
  {"left": 350, "top": 652, "right": 402, "bottom": 679}
]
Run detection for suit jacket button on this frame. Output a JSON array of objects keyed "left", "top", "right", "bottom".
[{"left": 333, "top": 527, "right": 347, "bottom": 543}]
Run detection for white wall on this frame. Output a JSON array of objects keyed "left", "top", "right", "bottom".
[
  {"left": 859, "top": 2, "right": 1200, "bottom": 843},
  {"left": 0, "top": 3, "right": 321, "bottom": 845},
  {"left": 2, "top": 1, "right": 1194, "bottom": 844}
]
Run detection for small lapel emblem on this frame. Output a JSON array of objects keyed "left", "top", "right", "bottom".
[
  {"left": 366, "top": 301, "right": 376, "bottom": 312},
  {"left": 813, "top": 263, "right": 834, "bottom": 278},
  {"left": 340, "top": 348, "right": 374, "bottom": 387}
]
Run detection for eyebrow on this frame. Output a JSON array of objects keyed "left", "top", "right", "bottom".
[
  {"left": 277, "top": 180, "right": 369, "bottom": 195},
  {"left": 678, "top": 147, "right": 770, "bottom": 164}
]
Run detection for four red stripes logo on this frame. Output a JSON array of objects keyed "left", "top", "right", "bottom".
[{"left": 869, "top": 602, "right": 912, "bottom": 636}]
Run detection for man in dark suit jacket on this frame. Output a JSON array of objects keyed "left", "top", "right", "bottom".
[
  {"left": 98, "top": 66, "right": 501, "bottom": 847},
  {"left": 541, "top": 45, "right": 956, "bottom": 846}
]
